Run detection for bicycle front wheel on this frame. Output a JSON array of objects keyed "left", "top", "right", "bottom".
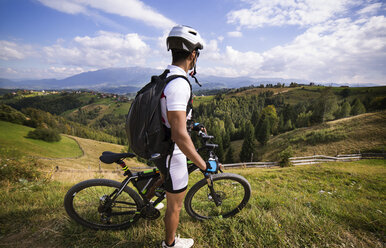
[
  {"left": 64, "top": 179, "right": 144, "bottom": 230},
  {"left": 184, "top": 173, "right": 251, "bottom": 220}
]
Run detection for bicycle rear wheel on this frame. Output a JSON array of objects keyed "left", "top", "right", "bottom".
[
  {"left": 184, "top": 173, "right": 251, "bottom": 220},
  {"left": 64, "top": 179, "right": 144, "bottom": 230}
]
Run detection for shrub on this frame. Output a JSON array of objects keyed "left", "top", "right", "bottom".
[
  {"left": 279, "top": 146, "right": 293, "bottom": 167},
  {"left": 27, "top": 128, "right": 61, "bottom": 142},
  {"left": 305, "top": 130, "right": 347, "bottom": 145}
]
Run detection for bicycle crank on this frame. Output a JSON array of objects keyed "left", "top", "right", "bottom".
[{"left": 140, "top": 205, "right": 160, "bottom": 220}]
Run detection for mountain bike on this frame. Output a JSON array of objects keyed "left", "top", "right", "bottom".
[{"left": 64, "top": 130, "right": 251, "bottom": 230}]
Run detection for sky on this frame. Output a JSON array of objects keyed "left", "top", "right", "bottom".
[{"left": 0, "top": 0, "right": 385, "bottom": 85}]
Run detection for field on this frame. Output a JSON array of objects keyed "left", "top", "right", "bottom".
[
  {"left": 36, "top": 135, "right": 146, "bottom": 183},
  {"left": 0, "top": 120, "right": 82, "bottom": 158},
  {"left": 0, "top": 159, "right": 384, "bottom": 247}
]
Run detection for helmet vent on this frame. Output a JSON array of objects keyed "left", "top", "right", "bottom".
[{"left": 188, "top": 31, "right": 197, "bottom": 36}]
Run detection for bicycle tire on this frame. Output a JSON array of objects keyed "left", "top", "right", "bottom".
[
  {"left": 184, "top": 173, "right": 251, "bottom": 220},
  {"left": 64, "top": 179, "right": 144, "bottom": 230}
]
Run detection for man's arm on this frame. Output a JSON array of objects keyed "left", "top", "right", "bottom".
[{"left": 167, "top": 110, "right": 207, "bottom": 171}]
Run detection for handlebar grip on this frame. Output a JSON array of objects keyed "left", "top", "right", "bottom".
[{"left": 198, "top": 131, "right": 213, "bottom": 139}]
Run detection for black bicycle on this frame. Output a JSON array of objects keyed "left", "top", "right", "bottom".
[{"left": 64, "top": 131, "right": 251, "bottom": 230}]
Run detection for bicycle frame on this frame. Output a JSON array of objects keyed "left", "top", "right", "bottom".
[
  {"left": 64, "top": 130, "right": 251, "bottom": 229},
  {"left": 100, "top": 129, "right": 223, "bottom": 215}
]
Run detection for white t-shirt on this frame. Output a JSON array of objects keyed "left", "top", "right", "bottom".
[{"left": 160, "top": 65, "right": 192, "bottom": 154}]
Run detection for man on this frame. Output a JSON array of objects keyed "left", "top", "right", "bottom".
[{"left": 157, "top": 25, "right": 208, "bottom": 248}]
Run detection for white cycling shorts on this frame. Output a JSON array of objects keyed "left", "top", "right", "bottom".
[{"left": 156, "top": 151, "right": 188, "bottom": 193}]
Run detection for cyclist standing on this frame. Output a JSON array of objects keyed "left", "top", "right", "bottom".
[{"left": 157, "top": 25, "right": 208, "bottom": 248}]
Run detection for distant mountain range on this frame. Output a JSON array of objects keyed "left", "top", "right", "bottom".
[{"left": 0, "top": 67, "right": 379, "bottom": 94}]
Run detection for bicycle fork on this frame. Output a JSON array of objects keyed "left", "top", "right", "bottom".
[{"left": 206, "top": 175, "right": 222, "bottom": 207}]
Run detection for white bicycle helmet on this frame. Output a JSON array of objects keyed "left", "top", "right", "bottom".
[{"left": 167, "top": 25, "right": 204, "bottom": 52}]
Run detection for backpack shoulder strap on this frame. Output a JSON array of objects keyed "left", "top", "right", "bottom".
[{"left": 163, "top": 74, "right": 193, "bottom": 115}]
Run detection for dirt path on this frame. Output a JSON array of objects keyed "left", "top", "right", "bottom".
[{"left": 37, "top": 135, "right": 146, "bottom": 182}]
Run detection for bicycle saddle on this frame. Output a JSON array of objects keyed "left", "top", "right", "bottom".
[{"left": 99, "top": 151, "right": 136, "bottom": 164}]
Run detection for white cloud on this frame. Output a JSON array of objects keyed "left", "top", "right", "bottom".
[
  {"left": 202, "top": 15, "right": 386, "bottom": 84},
  {"left": 260, "top": 15, "right": 386, "bottom": 83},
  {"left": 202, "top": 39, "right": 221, "bottom": 60},
  {"left": 84, "top": 0, "right": 175, "bottom": 30},
  {"left": 37, "top": 0, "right": 87, "bottom": 14},
  {"left": 357, "top": 2, "right": 383, "bottom": 16},
  {"left": 43, "top": 31, "right": 151, "bottom": 68},
  {"left": 227, "top": 31, "right": 243, "bottom": 37},
  {"left": 227, "top": 0, "right": 359, "bottom": 28},
  {"left": 0, "top": 41, "right": 35, "bottom": 60},
  {"left": 37, "top": 0, "right": 175, "bottom": 30},
  {"left": 0, "top": 66, "right": 88, "bottom": 80}
]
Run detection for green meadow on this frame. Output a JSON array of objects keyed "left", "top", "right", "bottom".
[{"left": 0, "top": 120, "right": 82, "bottom": 158}]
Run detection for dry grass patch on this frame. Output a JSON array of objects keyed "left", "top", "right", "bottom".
[
  {"left": 261, "top": 111, "right": 386, "bottom": 161},
  {"left": 37, "top": 135, "right": 146, "bottom": 183}
]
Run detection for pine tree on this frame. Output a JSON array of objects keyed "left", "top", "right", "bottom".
[
  {"left": 257, "top": 117, "right": 270, "bottom": 145},
  {"left": 239, "top": 122, "right": 256, "bottom": 162},
  {"left": 311, "top": 88, "right": 339, "bottom": 123},
  {"left": 340, "top": 101, "right": 351, "bottom": 118},
  {"left": 278, "top": 113, "right": 284, "bottom": 132},
  {"left": 225, "top": 145, "right": 234, "bottom": 164},
  {"left": 284, "top": 119, "right": 293, "bottom": 131},
  {"left": 351, "top": 98, "right": 366, "bottom": 115},
  {"left": 223, "top": 131, "right": 231, "bottom": 148}
]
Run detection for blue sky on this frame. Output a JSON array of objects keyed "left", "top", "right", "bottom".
[{"left": 0, "top": 0, "right": 385, "bottom": 85}]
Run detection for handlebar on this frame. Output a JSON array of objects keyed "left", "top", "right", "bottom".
[{"left": 198, "top": 130, "right": 214, "bottom": 139}]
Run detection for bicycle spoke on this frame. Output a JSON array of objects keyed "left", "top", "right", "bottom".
[
  {"left": 185, "top": 174, "right": 251, "bottom": 220},
  {"left": 192, "top": 179, "right": 243, "bottom": 216},
  {"left": 72, "top": 185, "right": 138, "bottom": 226}
]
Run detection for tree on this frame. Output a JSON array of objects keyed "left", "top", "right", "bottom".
[
  {"left": 256, "top": 117, "right": 270, "bottom": 145},
  {"left": 260, "top": 105, "right": 278, "bottom": 134},
  {"left": 251, "top": 109, "right": 260, "bottom": 127},
  {"left": 351, "top": 98, "right": 366, "bottom": 115},
  {"left": 239, "top": 122, "right": 256, "bottom": 162},
  {"left": 340, "top": 101, "right": 351, "bottom": 118},
  {"left": 296, "top": 111, "right": 312, "bottom": 128},
  {"left": 283, "top": 119, "right": 293, "bottom": 131},
  {"left": 311, "top": 88, "right": 339, "bottom": 123},
  {"left": 278, "top": 113, "right": 285, "bottom": 132},
  {"left": 225, "top": 145, "right": 234, "bottom": 164},
  {"left": 223, "top": 131, "right": 231, "bottom": 148}
]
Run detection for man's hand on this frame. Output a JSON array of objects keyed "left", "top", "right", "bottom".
[{"left": 200, "top": 160, "right": 219, "bottom": 175}]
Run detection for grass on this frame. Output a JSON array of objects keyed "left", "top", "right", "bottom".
[
  {"left": 256, "top": 111, "right": 386, "bottom": 161},
  {"left": 0, "top": 120, "right": 83, "bottom": 158},
  {"left": 0, "top": 159, "right": 384, "bottom": 247}
]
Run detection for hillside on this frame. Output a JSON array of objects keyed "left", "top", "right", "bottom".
[
  {"left": 257, "top": 111, "right": 386, "bottom": 161},
  {"left": 0, "top": 119, "right": 146, "bottom": 182},
  {"left": 37, "top": 135, "right": 146, "bottom": 183},
  {"left": 0, "top": 120, "right": 82, "bottom": 158}
]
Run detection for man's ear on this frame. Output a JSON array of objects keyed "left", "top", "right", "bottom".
[{"left": 189, "top": 51, "right": 195, "bottom": 61}]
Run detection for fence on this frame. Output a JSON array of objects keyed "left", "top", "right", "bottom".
[
  {"left": 222, "top": 154, "right": 363, "bottom": 169},
  {"left": 53, "top": 153, "right": 381, "bottom": 173},
  {"left": 289, "top": 154, "right": 361, "bottom": 166},
  {"left": 223, "top": 161, "right": 278, "bottom": 168}
]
